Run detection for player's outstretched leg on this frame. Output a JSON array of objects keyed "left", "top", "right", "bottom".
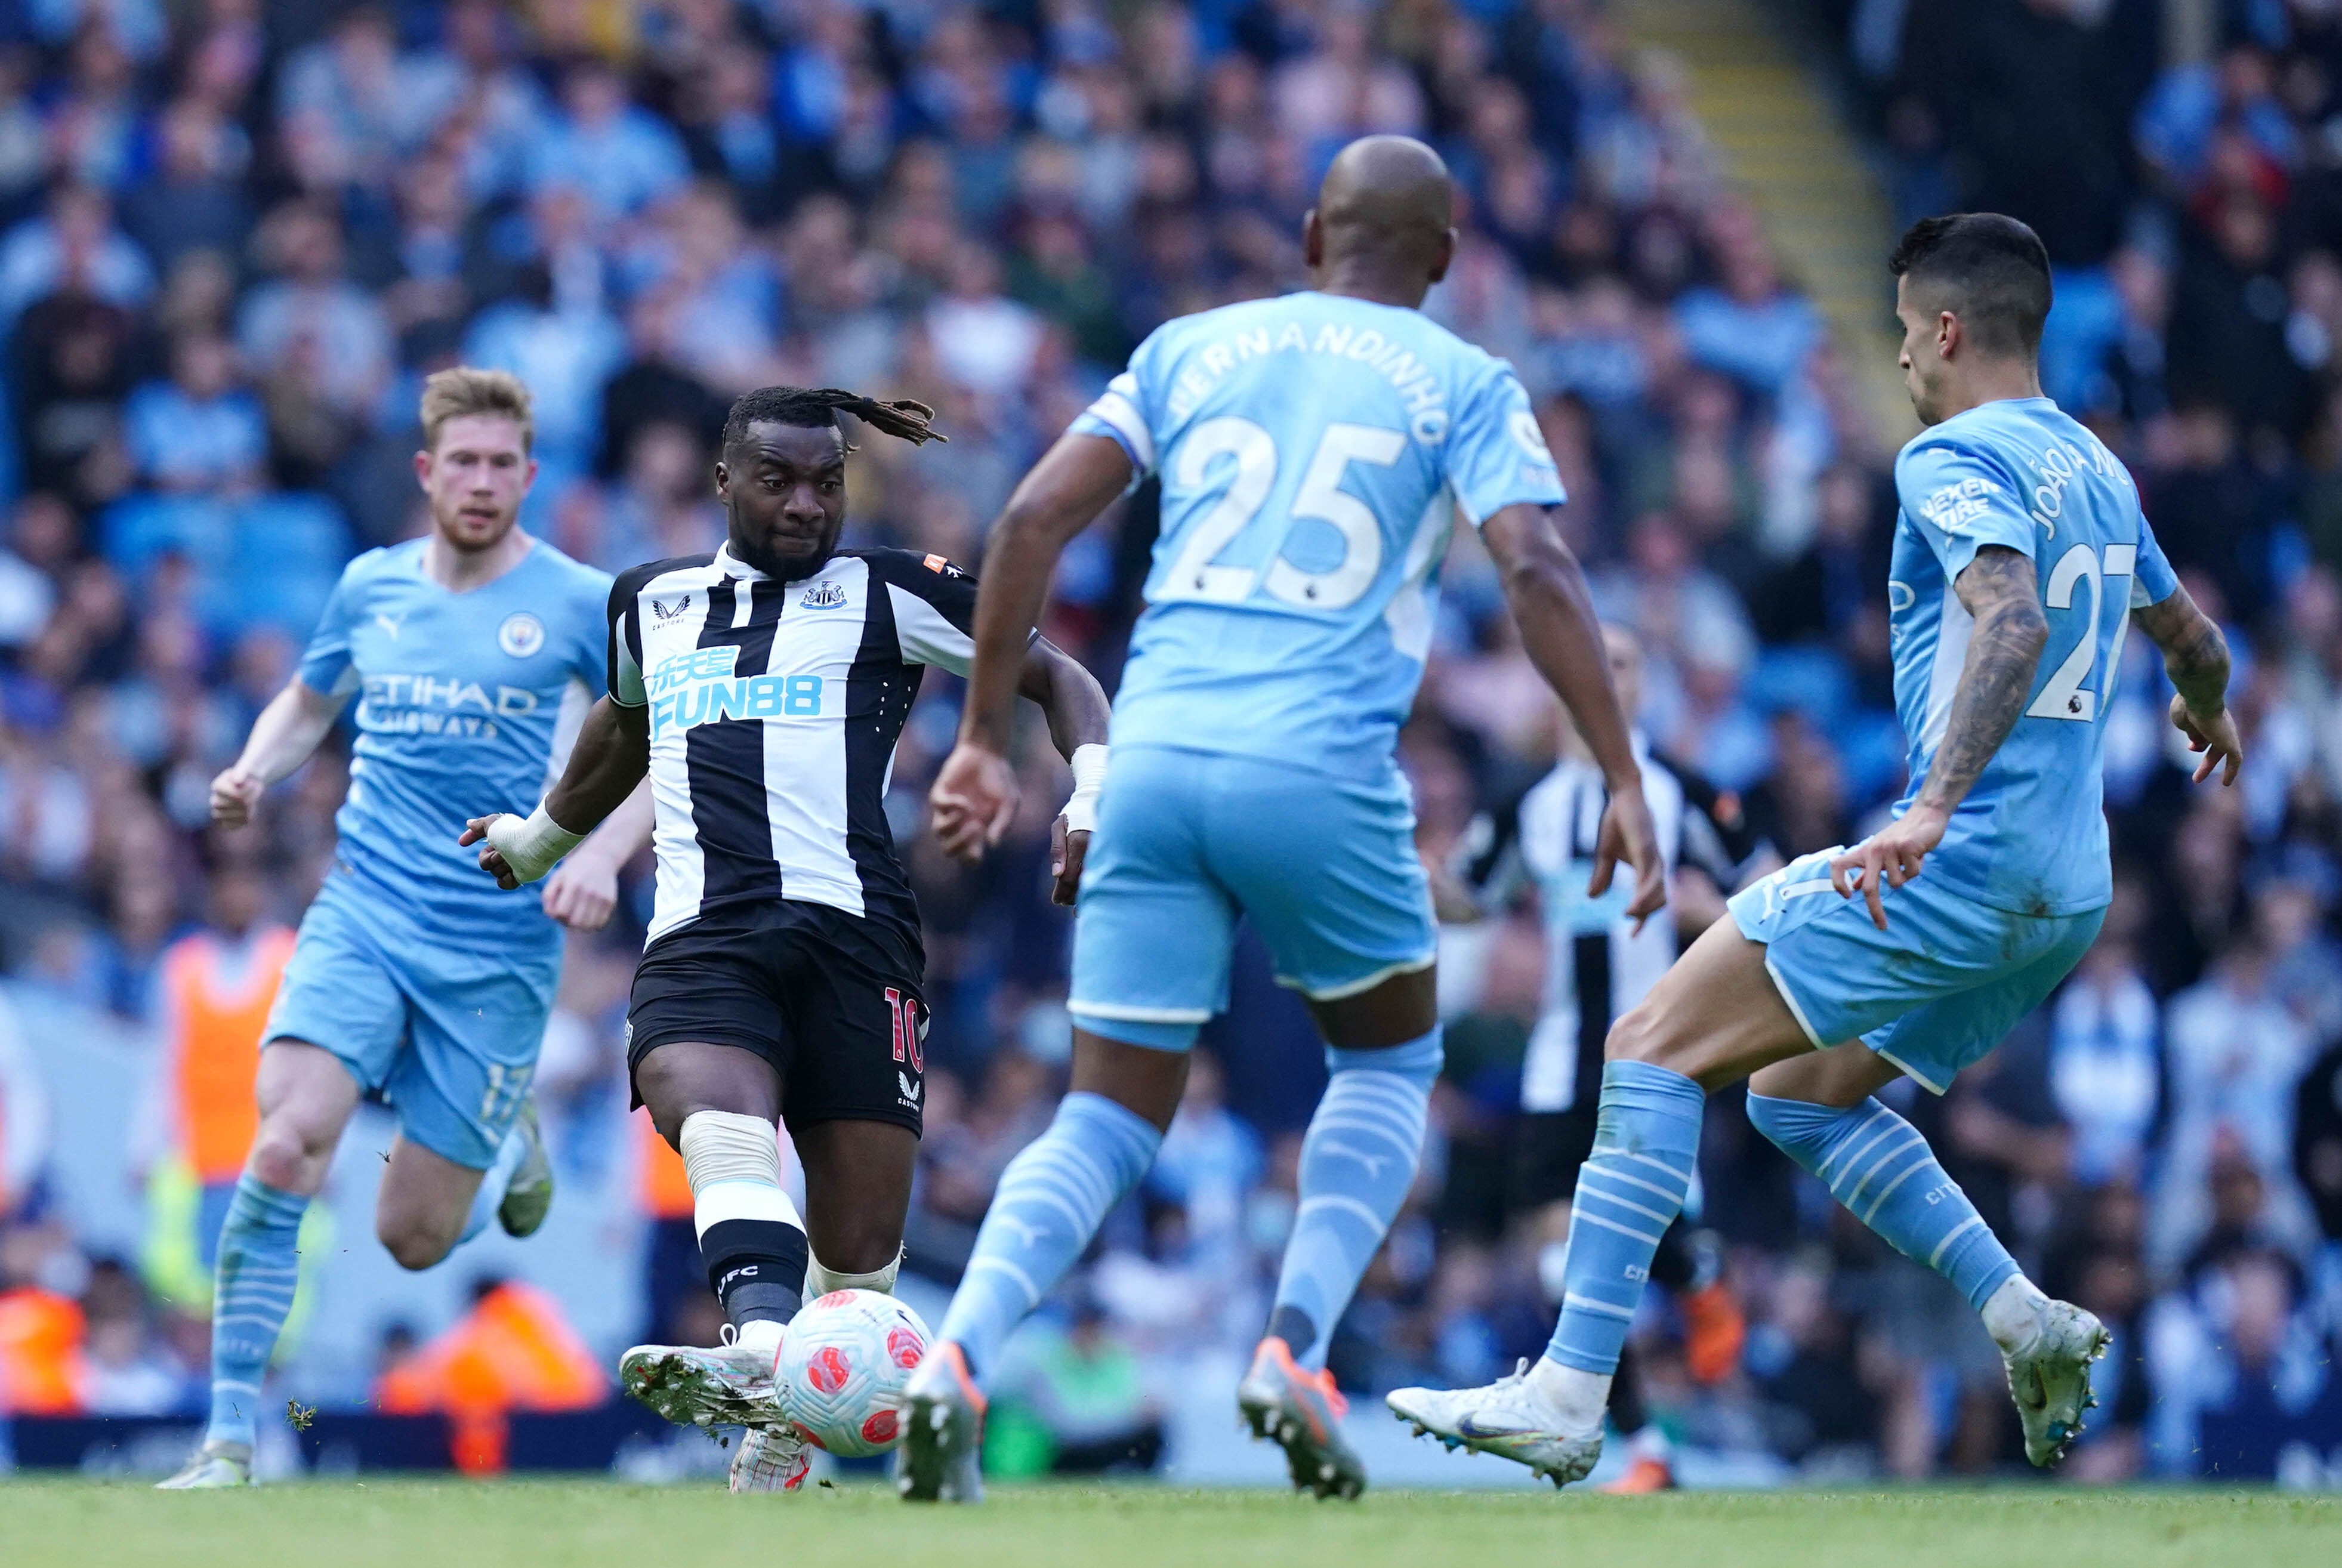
[
  {"left": 433, "top": 1107, "right": 538, "bottom": 1255},
  {"left": 1391, "top": 921, "right": 1815, "bottom": 1487},
  {"left": 162, "top": 1042, "right": 355, "bottom": 1490},
  {"left": 899, "top": 1085, "right": 1164, "bottom": 1503},
  {"left": 1745, "top": 1076, "right": 2106, "bottom": 1465},
  {"left": 158, "top": 1174, "right": 306, "bottom": 1489},
  {"left": 1390, "top": 1060, "right": 1701, "bottom": 1485},
  {"left": 621, "top": 1108, "right": 808, "bottom": 1439},
  {"left": 1239, "top": 1029, "right": 1441, "bottom": 1501}
]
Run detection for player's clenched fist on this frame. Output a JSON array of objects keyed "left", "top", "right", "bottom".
[
  {"left": 209, "top": 764, "right": 265, "bottom": 826},
  {"left": 930, "top": 743, "right": 1019, "bottom": 865},
  {"left": 461, "top": 814, "right": 523, "bottom": 890}
]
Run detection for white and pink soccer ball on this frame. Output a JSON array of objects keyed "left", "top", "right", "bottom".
[{"left": 776, "top": 1289, "right": 930, "bottom": 1458}]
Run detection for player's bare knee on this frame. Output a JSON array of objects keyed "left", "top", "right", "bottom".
[
  {"left": 246, "top": 1122, "right": 321, "bottom": 1192},
  {"left": 1604, "top": 1004, "right": 1668, "bottom": 1067},
  {"left": 1606, "top": 1001, "right": 1711, "bottom": 1078},
  {"left": 378, "top": 1215, "right": 455, "bottom": 1272}
]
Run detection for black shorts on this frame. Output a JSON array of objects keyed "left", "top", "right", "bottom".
[
  {"left": 1511, "top": 1108, "right": 1600, "bottom": 1209},
  {"left": 627, "top": 900, "right": 928, "bottom": 1138}
]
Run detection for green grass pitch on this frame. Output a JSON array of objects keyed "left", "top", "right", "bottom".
[{"left": 4, "top": 1479, "right": 2334, "bottom": 1567}]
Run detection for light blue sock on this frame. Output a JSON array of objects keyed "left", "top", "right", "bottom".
[
  {"left": 1269, "top": 1028, "right": 1441, "bottom": 1368},
  {"left": 938, "top": 1091, "right": 1161, "bottom": 1379},
  {"left": 1747, "top": 1091, "right": 2021, "bottom": 1311},
  {"left": 1545, "top": 1061, "right": 1705, "bottom": 1375},
  {"left": 456, "top": 1122, "right": 530, "bottom": 1246},
  {"left": 205, "top": 1175, "right": 308, "bottom": 1448}
]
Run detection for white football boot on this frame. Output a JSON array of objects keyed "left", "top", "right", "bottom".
[
  {"left": 729, "top": 1423, "right": 811, "bottom": 1493},
  {"left": 2001, "top": 1296, "right": 2110, "bottom": 1466},
  {"left": 155, "top": 1440, "right": 252, "bottom": 1490},
  {"left": 894, "top": 1342, "right": 986, "bottom": 1504},
  {"left": 621, "top": 1325, "right": 783, "bottom": 1431},
  {"left": 1387, "top": 1360, "right": 1603, "bottom": 1487}
]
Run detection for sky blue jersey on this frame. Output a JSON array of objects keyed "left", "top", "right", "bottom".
[
  {"left": 1071, "top": 291, "right": 1566, "bottom": 780},
  {"left": 297, "top": 538, "right": 612, "bottom": 944},
  {"left": 1888, "top": 396, "right": 2178, "bottom": 918}
]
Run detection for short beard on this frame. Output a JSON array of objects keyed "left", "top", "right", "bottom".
[
  {"left": 435, "top": 507, "right": 519, "bottom": 553},
  {"left": 732, "top": 532, "right": 834, "bottom": 582}
]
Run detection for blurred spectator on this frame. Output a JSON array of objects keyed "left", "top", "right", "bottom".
[
  {"left": 989, "top": 1286, "right": 1168, "bottom": 1477},
  {"left": 526, "top": 63, "right": 689, "bottom": 222},
  {"left": 236, "top": 202, "right": 393, "bottom": 430},
  {"left": 0, "top": 184, "right": 153, "bottom": 325},
  {"left": 2295, "top": 1031, "right": 2342, "bottom": 1248},
  {"left": 118, "top": 98, "right": 251, "bottom": 279},
  {"left": 77, "top": 1257, "right": 186, "bottom": 1415},
  {"left": 2048, "top": 924, "right": 2162, "bottom": 1187},
  {"left": 121, "top": 334, "right": 267, "bottom": 495}
]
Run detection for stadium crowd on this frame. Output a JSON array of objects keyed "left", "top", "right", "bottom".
[{"left": 0, "top": 0, "right": 2338, "bottom": 1487}]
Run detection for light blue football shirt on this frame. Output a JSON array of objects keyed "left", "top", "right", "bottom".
[
  {"left": 1888, "top": 396, "right": 2178, "bottom": 917},
  {"left": 1072, "top": 291, "right": 1566, "bottom": 780},
  {"left": 297, "top": 538, "right": 612, "bottom": 945}
]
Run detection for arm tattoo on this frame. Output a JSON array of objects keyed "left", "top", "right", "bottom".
[
  {"left": 2133, "top": 585, "right": 2231, "bottom": 716},
  {"left": 1914, "top": 546, "right": 2048, "bottom": 816}
]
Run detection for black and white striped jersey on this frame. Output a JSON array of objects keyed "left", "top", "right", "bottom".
[
  {"left": 607, "top": 544, "right": 983, "bottom": 946},
  {"left": 1455, "top": 736, "right": 1764, "bottom": 1113}
]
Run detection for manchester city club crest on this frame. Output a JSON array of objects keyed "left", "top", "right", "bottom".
[{"left": 498, "top": 611, "right": 545, "bottom": 658}]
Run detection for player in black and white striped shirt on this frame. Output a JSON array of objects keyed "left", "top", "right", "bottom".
[{"left": 464, "top": 387, "right": 1110, "bottom": 1489}]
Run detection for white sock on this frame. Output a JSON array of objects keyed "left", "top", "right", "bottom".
[
  {"left": 1630, "top": 1424, "right": 1672, "bottom": 1462},
  {"left": 1528, "top": 1355, "right": 1610, "bottom": 1437},
  {"left": 1982, "top": 1274, "right": 2050, "bottom": 1354},
  {"left": 806, "top": 1249, "right": 900, "bottom": 1304}
]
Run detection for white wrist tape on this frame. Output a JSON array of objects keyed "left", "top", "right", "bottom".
[
  {"left": 1062, "top": 743, "right": 1108, "bottom": 836},
  {"left": 484, "top": 802, "right": 585, "bottom": 885}
]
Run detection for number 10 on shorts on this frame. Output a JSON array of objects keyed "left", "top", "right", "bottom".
[{"left": 885, "top": 987, "right": 924, "bottom": 1073}]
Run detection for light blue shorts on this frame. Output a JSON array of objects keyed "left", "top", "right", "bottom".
[
  {"left": 267, "top": 865, "right": 559, "bottom": 1168},
  {"left": 1068, "top": 746, "right": 1436, "bottom": 1050},
  {"left": 1727, "top": 846, "right": 2105, "bottom": 1093}
]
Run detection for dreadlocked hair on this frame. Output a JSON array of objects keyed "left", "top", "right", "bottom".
[{"left": 721, "top": 386, "right": 947, "bottom": 452}]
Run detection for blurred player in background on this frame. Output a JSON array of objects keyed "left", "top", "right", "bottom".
[
  {"left": 159, "top": 369, "right": 652, "bottom": 1489},
  {"left": 1388, "top": 214, "right": 2246, "bottom": 1486},
  {"left": 1441, "top": 622, "right": 1773, "bottom": 1491},
  {"left": 899, "top": 134, "right": 1664, "bottom": 1503},
  {"left": 465, "top": 386, "right": 1110, "bottom": 1492},
  {"left": 147, "top": 850, "right": 297, "bottom": 1278}
]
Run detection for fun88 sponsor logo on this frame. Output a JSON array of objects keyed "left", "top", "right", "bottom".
[{"left": 647, "top": 646, "right": 826, "bottom": 737}]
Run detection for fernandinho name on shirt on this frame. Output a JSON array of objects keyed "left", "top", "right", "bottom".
[{"left": 1164, "top": 316, "right": 1452, "bottom": 444}]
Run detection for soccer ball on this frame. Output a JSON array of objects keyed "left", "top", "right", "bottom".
[{"left": 776, "top": 1289, "right": 930, "bottom": 1457}]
